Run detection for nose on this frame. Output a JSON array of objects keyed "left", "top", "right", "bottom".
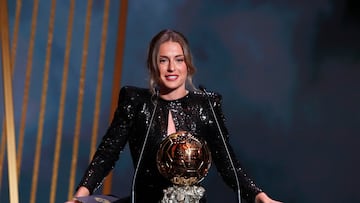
[{"left": 167, "top": 60, "right": 175, "bottom": 71}]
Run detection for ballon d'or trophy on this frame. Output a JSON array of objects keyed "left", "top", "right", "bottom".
[{"left": 157, "top": 131, "right": 212, "bottom": 203}]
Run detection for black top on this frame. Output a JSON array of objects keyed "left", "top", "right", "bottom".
[{"left": 77, "top": 86, "right": 262, "bottom": 202}]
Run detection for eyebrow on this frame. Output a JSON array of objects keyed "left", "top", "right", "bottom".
[{"left": 158, "top": 54, "right": 184, "bottom": 58}]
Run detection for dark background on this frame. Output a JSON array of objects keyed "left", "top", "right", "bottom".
[{"left": 0, "top": 0, "right": 359, "bottom": 202}]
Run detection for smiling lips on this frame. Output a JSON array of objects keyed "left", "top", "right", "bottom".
[{"left": 165, "top": 75, "right": 178, "bottom": 81}]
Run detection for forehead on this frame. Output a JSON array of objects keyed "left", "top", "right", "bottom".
[{"left": 158, "top": 41, "right": 183, "bottom": 55}]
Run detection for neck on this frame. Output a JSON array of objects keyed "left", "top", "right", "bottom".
[{"left": 159, "top": 88, "right": 188, "bottom": 101}]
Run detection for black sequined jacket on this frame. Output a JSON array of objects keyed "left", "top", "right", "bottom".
[{"left": 78, "top": 86, "right": 262, "bottom": 202}]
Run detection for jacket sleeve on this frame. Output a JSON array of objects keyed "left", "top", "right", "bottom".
[
  {"left": 206, "top": 93, "right": 263, "bottom": 203},
  {"left": 76, "top": 86, "right": 136, "bottom": 194}
]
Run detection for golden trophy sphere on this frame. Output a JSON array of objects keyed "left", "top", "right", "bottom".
[{"left": 156, "top": 131, "right": 211, "bottom": 186}]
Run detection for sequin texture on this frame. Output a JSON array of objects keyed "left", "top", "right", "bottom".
[{"left": 77, "top": 86, "right": 262, "bottom": 203}]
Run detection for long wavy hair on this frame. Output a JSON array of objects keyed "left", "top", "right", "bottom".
[{"left": 146, "top": 29, "right": 196, "bottom": 94}]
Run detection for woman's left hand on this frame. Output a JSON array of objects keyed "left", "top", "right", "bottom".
[{"left": 255, "top": 192, "right": 283, "bottom": 203}]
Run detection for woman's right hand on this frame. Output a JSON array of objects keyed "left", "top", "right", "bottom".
[
  {"left": 65, "top": 197, "right": 85, "bottom": 203},
  {"left": 64, "top": 186, "right": 90, "bottom": 203}
]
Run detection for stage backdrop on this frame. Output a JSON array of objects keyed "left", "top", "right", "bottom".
[{"left": 1, "top": 0, "right": 359, "bottom": 203}]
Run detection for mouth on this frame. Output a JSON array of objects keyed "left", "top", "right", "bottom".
[{"left": 165, "top": 75, "right": 178, "bottom": 81}]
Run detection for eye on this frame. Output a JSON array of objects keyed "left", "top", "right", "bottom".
[
  {"left": 176, "top": 57, "right": 184, "bottom": 63},
  {"left": 159, "top": 58, "right": 168, "bottom": 64}
]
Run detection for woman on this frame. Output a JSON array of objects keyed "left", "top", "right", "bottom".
[{"left": 66, "top": 29, "right": 282, "bottom": 203}]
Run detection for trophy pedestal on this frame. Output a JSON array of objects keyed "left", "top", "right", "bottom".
[{"left": 161, "top": 185, "right": 205, "bottom": 203}]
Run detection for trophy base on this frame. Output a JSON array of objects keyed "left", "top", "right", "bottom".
[{"left": 161, "top": 185, "right": 205, "bottom": 203}]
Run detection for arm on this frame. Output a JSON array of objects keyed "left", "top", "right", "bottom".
[
  {"left": 208, "top": 93, "right": 281, "bottom": 203},
  {"left": 204, "top": 93, "right": 259, "bottom": 202},
  {"left": 73, "top": 87, "right": 136, "bottom": 196}
]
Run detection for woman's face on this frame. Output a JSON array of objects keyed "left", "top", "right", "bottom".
[{"left": 157, "top": 41, "right": 188, "bottom": 97}]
